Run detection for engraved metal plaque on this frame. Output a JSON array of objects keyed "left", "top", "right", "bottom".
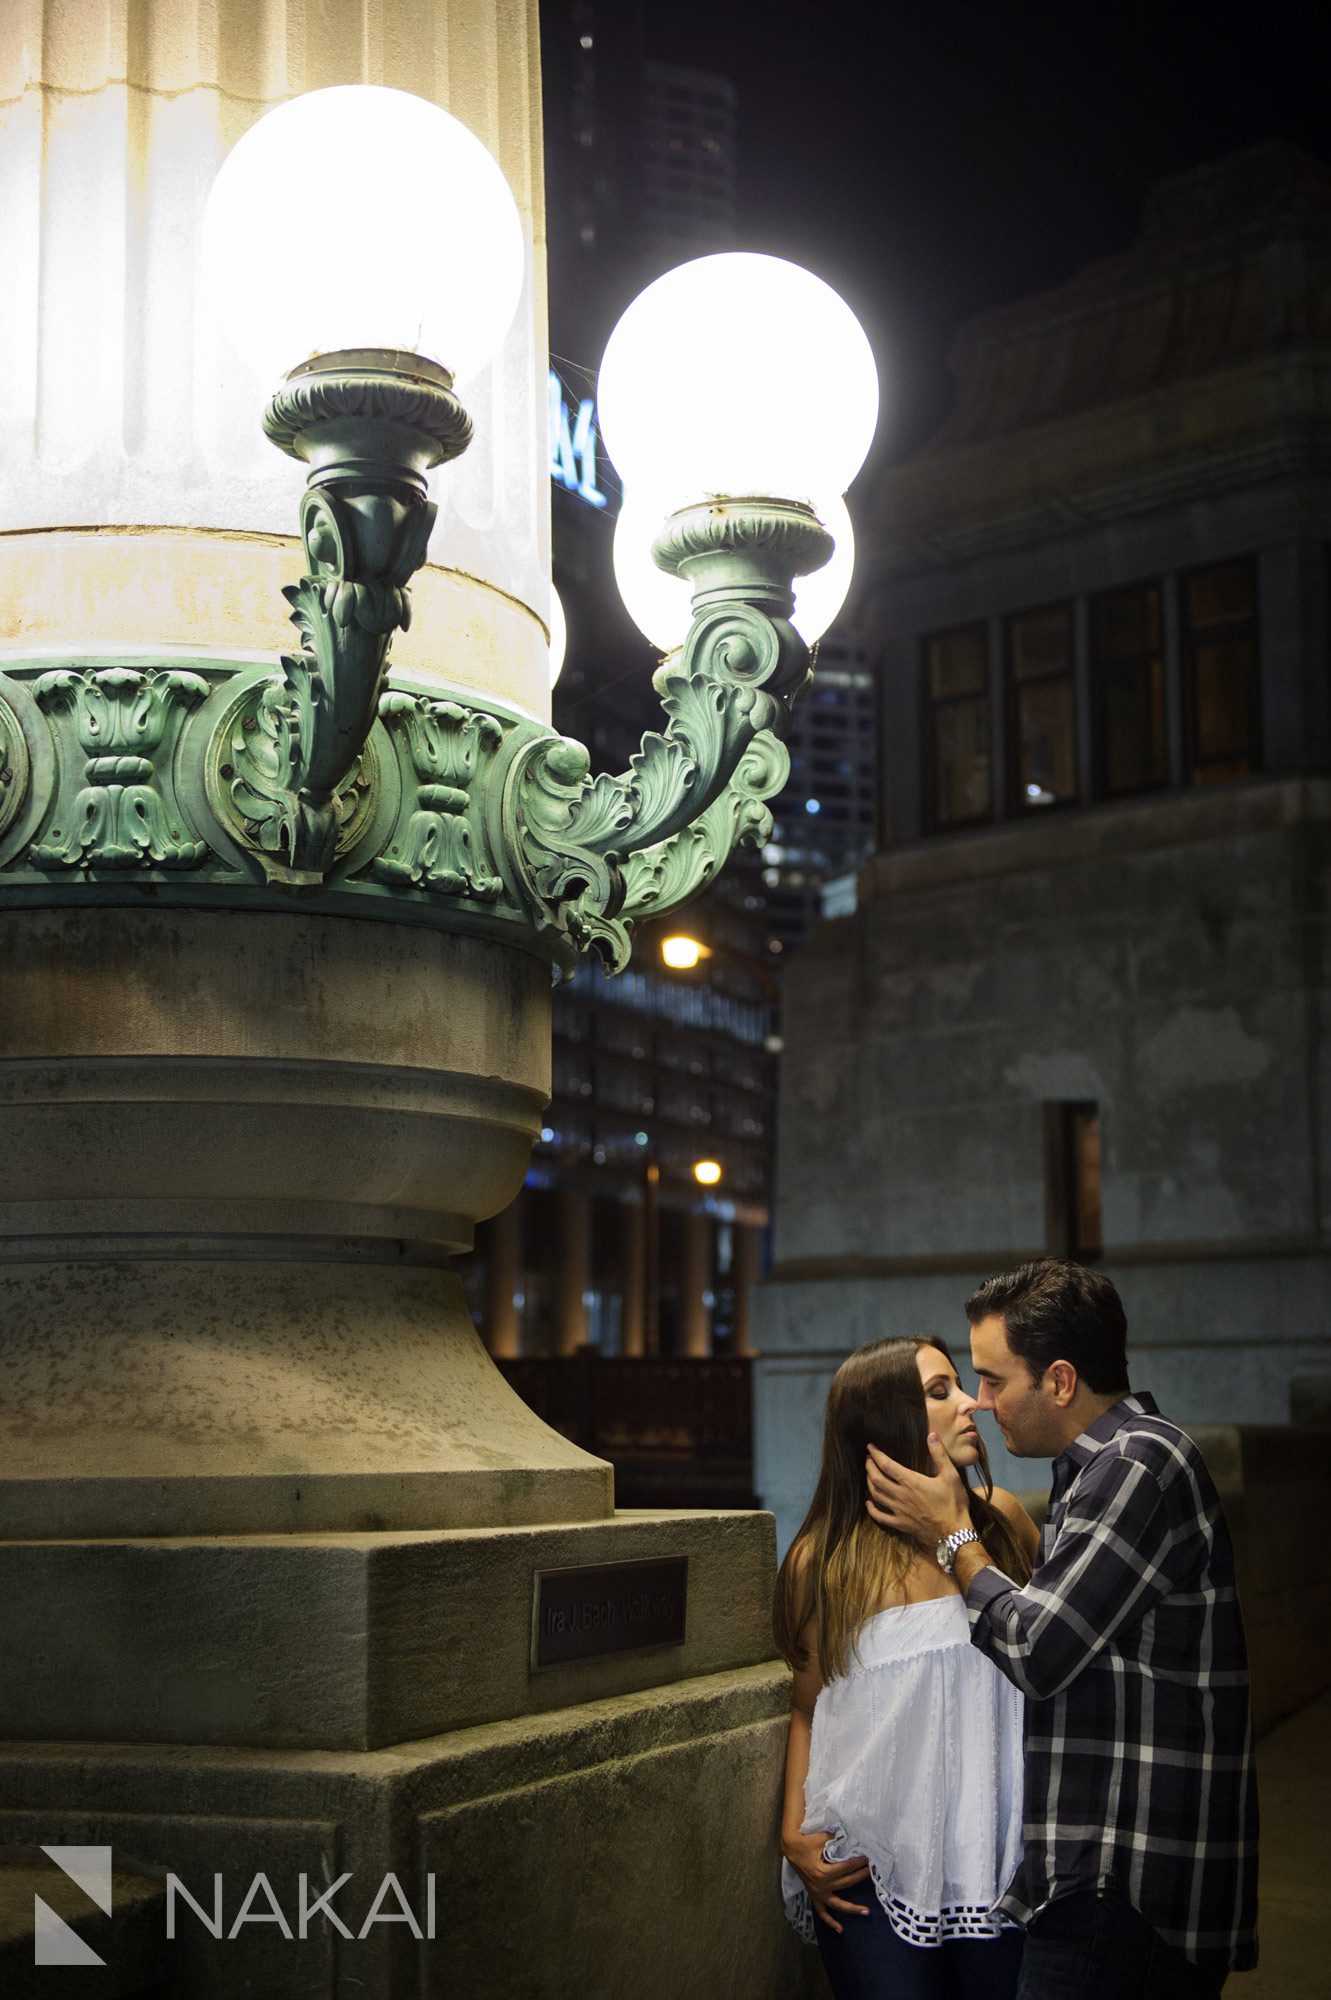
[{"left": 531, "top": 1555, "right": 689, "bottom": 1669}]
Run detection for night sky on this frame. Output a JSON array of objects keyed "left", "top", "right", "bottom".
[{"left": 637, "top": 0, "right": 1323, "bottom": 463}]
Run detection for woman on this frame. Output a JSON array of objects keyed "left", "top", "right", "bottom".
[{"left": 775, "top": 1337, "right": 1040, "bottom": 2000}]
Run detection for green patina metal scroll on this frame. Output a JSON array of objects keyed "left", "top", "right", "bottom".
[{"left": 0, "top": 353, "right": 834, "bottom": 979}]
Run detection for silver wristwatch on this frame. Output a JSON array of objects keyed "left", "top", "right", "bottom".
[{"left": 935, "top": 1526, "right": 980, "bottom": 1575}]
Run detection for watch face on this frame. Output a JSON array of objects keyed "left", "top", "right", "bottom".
[{"left": 935, "top": 1538, "right": 950, "bottom": 1567}]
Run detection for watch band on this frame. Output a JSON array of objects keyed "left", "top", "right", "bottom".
[{"left": 935, "top": 1526, "right": 980, "bottom": 1575}]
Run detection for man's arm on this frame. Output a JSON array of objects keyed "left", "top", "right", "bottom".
[
  {"left": 861, "top": 1442, "right": 1022, "bottom": 1596},
  {"left": 965, "top": 1449, "right": 1184, "bottom": 1700}
]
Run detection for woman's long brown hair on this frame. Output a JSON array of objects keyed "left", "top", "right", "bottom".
[{"left": 772, "top": 1336, "right": 1034, "bottom": 1681}]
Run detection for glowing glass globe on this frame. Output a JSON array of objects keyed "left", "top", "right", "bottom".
[
  {"left": 613, "top": 491, "right": 855, "bottom": 653},
  {"left": 598, "top": 253, "right": 878, "bottom": 511},
  {"left": 201, "top": 86, "right": 524, "bottom": 386},
  {"left": 548, "top": 585, "right": 567, "bottom": 688}
]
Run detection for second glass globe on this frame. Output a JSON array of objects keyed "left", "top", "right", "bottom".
[
  {"left": 613, "top": 492, "right": 855, "bottom": 653},
  {"left": 597, "top": 253, "right": 879, "bottom": 511}
]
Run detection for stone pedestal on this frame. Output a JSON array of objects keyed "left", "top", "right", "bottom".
[
  {"left": 1, "top": 1512, "right": 775, "bottom": 1752},
  {"left": 0, "top": 1658, "right": 815, "bottom": 2000},
  {"left": 0, "top": 1509, "right": 815, "bottom": 1997}
]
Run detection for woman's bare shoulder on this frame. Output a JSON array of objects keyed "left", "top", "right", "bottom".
[
  {"left": 986, "top": 1485, "right": 1042, "bottom": 1557},
  {"left": 983, "top": 1488, "right": 1039, "bottom": 1528}
]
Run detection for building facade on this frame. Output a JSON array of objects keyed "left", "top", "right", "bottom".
[{"left": 754, "top": 144, "right": 1331, "bottom": 1547}]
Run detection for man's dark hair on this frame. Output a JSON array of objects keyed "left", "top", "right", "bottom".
[{"left": 965, "top": 1259, "right": 1130, "bottom": 1394}]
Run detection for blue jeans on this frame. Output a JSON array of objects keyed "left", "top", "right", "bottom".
[
  {"left": 1015, "top": 1890, "right": 1226, "bottom": 2000},
  {"left": 815, "top": 1896, "right": 1024, "bottom": 2000}
]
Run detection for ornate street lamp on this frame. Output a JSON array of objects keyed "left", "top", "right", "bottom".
[
  {"left": 0, "top": 36, "right": 880, "bottom": 1996},
  {"left": 0, "top": 85, "right": 876, "bottom": 1542}
]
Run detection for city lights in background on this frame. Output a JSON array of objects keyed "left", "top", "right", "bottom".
[
  {"left": 692, "top": 1159, "right": 723, "bottom": 1187},
  {"left": 661, "top": 934, "right": 711, "bottom": 970}
]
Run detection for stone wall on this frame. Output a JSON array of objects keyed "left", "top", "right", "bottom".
[
  {"left": 755, "top": 778, "right": 1330, "bottom": 1551},
  {"left": 1188, "top": 1424, "right": 1331, "bottom": 1733}
]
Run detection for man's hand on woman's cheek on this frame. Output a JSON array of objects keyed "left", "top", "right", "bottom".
[{"left": 864, "top": 1435, "right": 972, "bottom": 1545}]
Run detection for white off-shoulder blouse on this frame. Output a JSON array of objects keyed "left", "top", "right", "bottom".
[{"left": 783, "top": 1593, "right": 1024, "bottom": 1948}]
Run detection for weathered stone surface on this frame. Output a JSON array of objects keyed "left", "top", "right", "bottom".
[
  {"left": 1190, "top": 1424, "right": 1331, "bottom": 1731},
  {"left": 866, "top": 148, "right": 1331, "bottom": 573},
  {"left": 0, "top": 1664, "right": 817, "bottom": 2000},
  {"left": 0, "top": 1510, "right": 778, "bottom": 1751},
  {"left": 0, "top": 906, "right": 620, "bottom": 1538},
  {"left": 756, "top": 780, "right": 1331, "bottom": 1543}
]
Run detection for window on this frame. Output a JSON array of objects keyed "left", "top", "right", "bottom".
[
  {"left": 1044, "top": 1101, "right": 1102, "bottom": 1260},
  {"left": 923, "top": 623, "right": 991, "bottom": 828},
  {"left": 1007, "top": 604, "right": 1077, "bottom": 811},
  {"left": 1183, "top": 559, "right": 1260, "bottom": 783},
  {"left": 1090, "top": 582, "right": 1167, "bottom": 796}
]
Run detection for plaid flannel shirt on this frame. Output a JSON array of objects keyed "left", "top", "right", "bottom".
[{"left": 966, "top": 1392, "right": 1258, "bottom": 1974}]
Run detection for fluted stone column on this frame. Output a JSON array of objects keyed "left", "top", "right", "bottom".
[
  {"left": 555, "top": 1185, "right": 592, "bottom": 1354},
  {"left": 0, "top": 0, "right": 551, "bottom": 714},
  {"left": 733, "top": 1218, "right": 761, "bottom": 1356},
  {"left": 680, "top": 1206, "right": 713, "bottom": 1356},
  {"left": 0, "top": 0, "right": 602, "bottom": 1538},
  {"left": 620, "top": 1193, "right": 647, "bottom": 1356}
]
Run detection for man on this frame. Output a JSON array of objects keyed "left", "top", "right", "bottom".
[{"left": 864, "top": 1259, "right": 1257, "bottom": 1998}]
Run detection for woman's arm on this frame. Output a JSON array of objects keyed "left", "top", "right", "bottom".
[{"left": 781, "top": 1627, "right": 871, "bottom": 1933}]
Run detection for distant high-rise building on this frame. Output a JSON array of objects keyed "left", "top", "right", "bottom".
[
  {"left": 762, "top": 635, "right": 878, "bottom": 948},
  {"left": 640, "top": 61, "right": 738, "bottom": 260}
]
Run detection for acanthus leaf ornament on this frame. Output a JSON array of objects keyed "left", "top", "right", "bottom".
[
  {"left": 374, "top": 691, "right": 504, "bottom": 900},
  {"left": 219, "top": 349, "right": 471, "bottom": 887},
  {"left": 618, "top": 729, "right": 791, "bottom": 928},
  {"left": 30, "top": 666, "right": 207, "bottom": 870},
  {"left": 0, "top": 687, "right": 31, "bottom": 842},
  {"left": 506, "top": 496, "right": 831, "bottom": 962},
  {"left": 0, "top": 462, "right": 837, "bottom": 973},
  {"left": 214, "top": 672, "right": 381, "bottom": 868}
]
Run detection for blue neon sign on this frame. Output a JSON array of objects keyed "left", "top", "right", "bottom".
[{"left": 548, "top": 369, "right": 610, "bottom": 510}]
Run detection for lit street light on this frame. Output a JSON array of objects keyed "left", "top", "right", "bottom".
[
  {"left": 659, "top": 930, "right": 782, "bottom": 1021},
  {"left": 0, "top": 81, "right": 876, "bottom": 1520},
  {"left": 661, "top": 933, "right": 711, "bottom": 970},
  {"left": 0, "top": 44, "right": 878, "bottom": 1995}
]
